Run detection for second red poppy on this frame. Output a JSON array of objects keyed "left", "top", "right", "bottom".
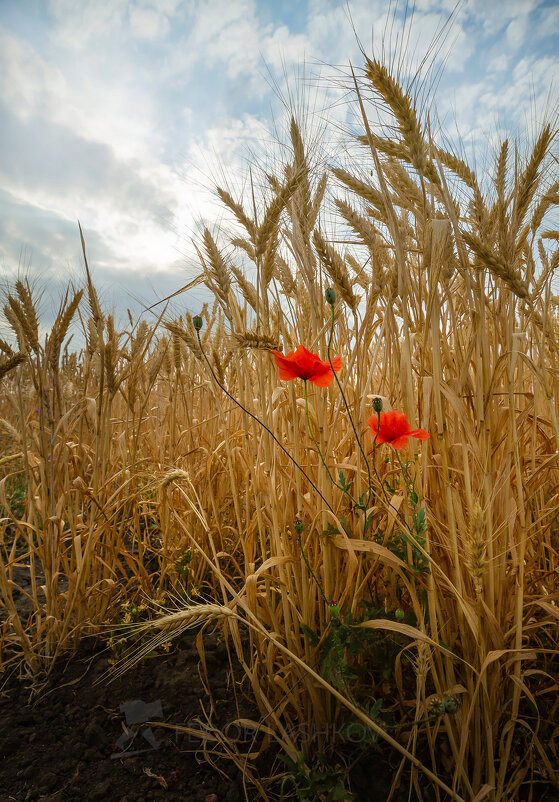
[{"left": 368, "top": 410, "right": 429, "bottom": 450}]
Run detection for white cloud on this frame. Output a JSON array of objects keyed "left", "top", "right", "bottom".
[
  {"left": 465, "top": 0, "right": 545, "bottom": 35},
  {"left": 47, "top": 0, "right": 129, "bottom": 50},
  {"left": 0, "top": 27, "right": 160, "bottom": 163},
  {"left": 506, "top": 14, "right": 530, "bottom": 49},
  {"left": 487, "top": 53, "right": 509, "bottom": 73},
  {"left": 129, "top": 6, "right": 170, "bottom": 39}
]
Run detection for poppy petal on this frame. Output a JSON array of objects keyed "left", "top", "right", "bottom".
[
  {"left": 329, "top": 355, "right": 342, "bottom": 373},
  {"left": 293, "top": 345, "right": 318, "bottom": 379},
  {"left": 410, "top": 428, "right": 430, "bottom": 441},
  {"left": 271, "top": 350, "right": 301, "bottom": 381},
  {"left": 390, "top": 435, "right": 410, "bottom": 449},
  {"left": 309, "top": 369, "right": 335, "bottom": 387}
]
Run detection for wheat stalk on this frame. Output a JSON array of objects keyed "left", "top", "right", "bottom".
[
  {"left": 217, "top": 187, "right": 257, "bottom": 240},
  {"left": 0, "top": 352, "right": 25, "bottom": 380},
  {"left": 233, "top": 330, "right": 281, "bottom": 350},
  {"left": 313, "top": 229, "right": 360, "bottom": 312},
  {"left": 461, "top": 230, "right": 529, "bottom": 299},
  {"left": 364, "top": 58, "right": 433, "bottom": 182}
]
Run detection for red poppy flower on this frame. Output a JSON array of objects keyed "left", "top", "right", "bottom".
[
  {"left": 271, "top": 345, "right": 342, "bottom": 387},
  {"left": 368, "top": 410, "right": 429, "bottom": 450}
]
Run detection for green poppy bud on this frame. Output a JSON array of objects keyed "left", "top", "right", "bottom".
[
  {"left": 395, "top": 608, "right": 405, "bottom": 621},
  {"left": 443, "top": 695, "right": 460, "bottom": 714},
  {"left": 325, "top": 287, "right": 336, "bottom": 305},
  {"left": 293, "top": 518, "right": 304, "bottom": 535},
  {"left": 192, "top": 315, "right": 203, "bottom": 331},
  {"left": 372, "top": 396, "right": 383, "bottom": 414},
  {"left": 328, "top": 600, "right": 340, "bottom": 618}
]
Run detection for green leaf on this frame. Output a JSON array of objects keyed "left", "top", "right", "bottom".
[
  {"left": 332, "top": 781, "right": 347, "bottom": 800},
  {"left": 369, "top": 697, "right": 383, "bottom": 719},
  {"left": 323, "top": 523, "right": 341, "bottom": 537},
  {"left": 301, "top": 624, "right": 319, "bottom": 646}
]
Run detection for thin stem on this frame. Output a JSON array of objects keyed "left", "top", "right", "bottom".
[
  {"left": 303, "top": 380, "right": 358, "bottom": 505},
  {"left": 395, "top": 451, "right": 413, "bottom": 496},
  {"left": 195, "top": 331, "right": 336, "bottom": 516},
  {"left": 327, "top": 304, "right": 373, "bottom": 508},
  {"left": 297, "top": 530, "right": 328, "bottom": 605}
]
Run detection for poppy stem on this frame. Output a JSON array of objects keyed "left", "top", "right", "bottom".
[
  {"left": 303, "top": 380, "right": 359, "bottom": 506},
  {"left": 195, "top": 332, "right": 336, "bottom": 516},
  {"left": 395, "top": 451, "right": 413, "bottom": 497},
  {"left": 326, "top": 304, "right": 373, "bottom": 511},
  {"left": 295, "top": 526, "right": 328, "bottom": 605}
]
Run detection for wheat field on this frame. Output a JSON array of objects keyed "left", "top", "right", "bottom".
[{"left": 0, "top": 58, "right": 558, "bottom": 802}]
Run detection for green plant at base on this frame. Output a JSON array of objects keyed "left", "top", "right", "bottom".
[
  {"left": 280, "top": 751, "right": 355, "bottom": 801},
  {"left": 106, "top": 600, "right": 173, "bottom": 663},
  {"left": 0, "top": 469, "right": 29, "bottom": 559},
  {"left": 175, "top": 548, "right": 193, "bottom": 594}
]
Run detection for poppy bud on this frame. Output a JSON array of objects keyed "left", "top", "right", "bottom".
[
  {"left": 372, "top": 396, "right": 383, "bottom": 414},
  {"left": 328, "top": 600, "right": 340, "bottom": 618},
  {"left": 395, "top": 608, "right": 405, "bottom": 621},
  {"left": 443, "top": 695, "right": 460, "bottom": 714},
  {"left": 325, "top": 287, "right": 336, "bottom": 305},
  {"left": 293, "top": 518, "right": 304, "bottom": 535},
  {"left": 192, "top": 315, "right": 203, "bottom": 331}
]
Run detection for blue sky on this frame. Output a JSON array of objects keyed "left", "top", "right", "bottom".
[{"left": 0, "top": 0, "right": 557, "bottom": 323}]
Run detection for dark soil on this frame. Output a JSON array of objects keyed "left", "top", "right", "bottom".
[{"left": 0, "top": 631, "right": 268, "bottom": 802}]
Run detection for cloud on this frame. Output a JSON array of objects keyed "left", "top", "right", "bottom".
[
  {"left": 0, "top": 0, "right": 556, "bottom": 330},
  {"left": 0, "top": 188, "right": 202, "bottom": 336},
  {"left": 0, "top": 108, "right": 172, "bottom": 216},
  {"left": 47, "top": 0, "right": 129, "bottom": 51},
  {"left": 0, "top": 25, "right": 161, "bottom": 163},
  {"left": 129, "top": 6, "right": 171, "bottom": 39}
]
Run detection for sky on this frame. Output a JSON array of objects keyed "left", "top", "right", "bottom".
[{"left": 0, "top": 0, "right": 558, "bottom": 329}]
